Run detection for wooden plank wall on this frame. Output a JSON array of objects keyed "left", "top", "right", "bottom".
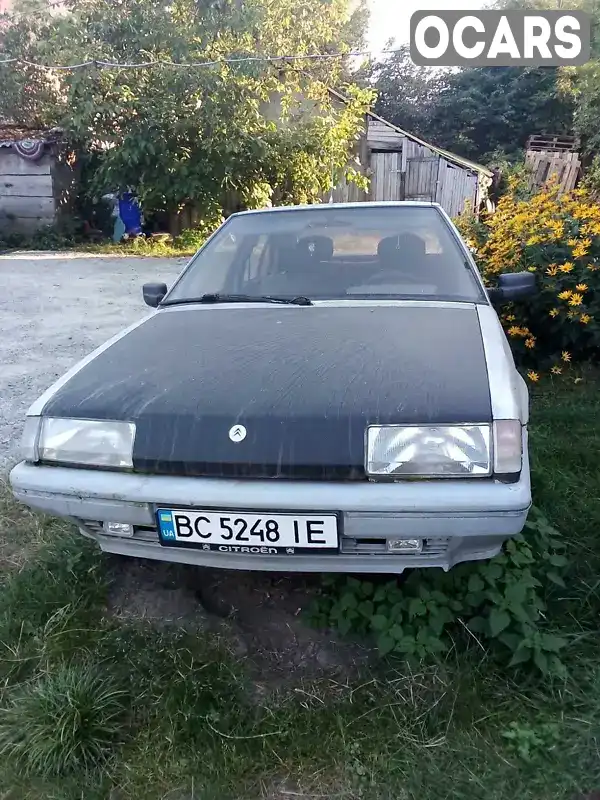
[
  {"left": 525, "top": 150, "right": 581, "bottom": 193},
  {"left": 367, "top": 120, "right": 406, "bottom": 151},
  {"left": 437, "top": 161, "right": 478, "bottom": 217},
  {"left": 328, "top": 174, "right": 367, "bottom": 203},
  {"left": 332, "top": 119, "right": 481, "bottom": 216},
  {"left": 0, "top": 151, "right": 56, "bottom": 232}
]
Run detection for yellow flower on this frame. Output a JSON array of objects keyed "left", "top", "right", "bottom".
[
  {"left": 527, "top": 371, "right": 540, "bottom": 383},
  {"left": 546, "top": 265, "right": 558, "bottom": 277},
  {"left": 580, "top": 314, "right": 592, "bottom": 324},
  {"left": 559, "top": 262, "right": 575, "bottom": 273},
  {"left": 576, "top": 283, "right": 588, "bottom": 292},
  {"left": 558, "top": 290, "right": 573, "bottom": 300},
  {"left": 508, "top": 326, "right": 522, "bottom": 337},
  {"left": 562, "top": 351, "right": 572, "bottom": 363},
  {"left": 568, "top": 238, "right": 578, "bottom": 247},
  {"left": 569, "top": 293, "right": 584, "bottom": 307},
  {"left": 525, "top": 338, "right": 536, "bottom": 349},
  {"left": 506, "top": 314, "right": 516, "bottom": 322},
  {"left": 551, "top": 366, "right": 562, "bottom": 375},
  {"left": 573, "top": 238, "right": 592, "bottom": 258},
  {"left": 549, "top": 308, "right": 559, "bottom": 318}
]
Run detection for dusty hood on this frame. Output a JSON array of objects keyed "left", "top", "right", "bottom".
[{"left": 41, "top": 304, "right": 492, "bottom": 479}]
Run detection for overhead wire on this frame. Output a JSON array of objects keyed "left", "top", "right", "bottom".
[
  {"left": 0, "top": 47, "right": 396, "bottom": 71},
  {"left": 0, "top": 0, "right": 398, "bottom": 71}
]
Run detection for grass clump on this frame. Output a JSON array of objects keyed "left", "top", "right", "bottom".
[{"left": 0, "top": 663, "right": 127, "bottom": 779}]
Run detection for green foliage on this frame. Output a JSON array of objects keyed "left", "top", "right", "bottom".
[
  {"left": 498, "top": 1, "right": 600, "bottom": 156},
  {"left": 310, "top": 508, "right": 569, "bottom": 675},
  {"left": 173, "top": 212, "right": 225, "bottom": 252},
  {"left": 501, "top": 720, "right": 561, "bottom": 762},
  {"left": 370, "top": 46, "right": 574, "bottom": 163},
  {"left": 579, "top": 153, "right": 600, "bottom": 198},
  {"left": 0, "top": 0, "right": 372, "bottom": 218},
  {"left": 456, "top": 182, "right": 600, "bottom": 375},
  {"left": 427, "top": 66, "right": 574, "bottom": 162},
  {"left": 369, "top": 44, "right": 439, "bottom": 139},
  {"left": 0, "top": 224, "right": 82, "bottom": 252},
  {"left": 0, "top": 664, "right": 128, "bottom": 778}
]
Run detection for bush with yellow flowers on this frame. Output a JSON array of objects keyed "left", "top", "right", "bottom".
[{"left": 456, "top": 179, "right": 600, "bottom": 381}]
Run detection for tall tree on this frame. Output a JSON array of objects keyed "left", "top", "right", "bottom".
[
  {"left": 370, "top": 44, "right": 438, "bottom": 138},
  {"left": 0, "top": 0, "right": 372, "bottom": 220},
  {"left": 369, "top": 46, "right": 574, "bottom": 163},
  {"left": 427, "top": 66, "right": 574, "bottom": 161}
]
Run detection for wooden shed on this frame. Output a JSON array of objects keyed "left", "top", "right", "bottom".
[
  {"left": 0, "top": 125, "right": 77, "bottom": 234},
  {"left": 328, "top": 97, "right": 493, "bottom": 216},
  {"left": 261, "top": 86, "right": 493, "bottom": 217}
]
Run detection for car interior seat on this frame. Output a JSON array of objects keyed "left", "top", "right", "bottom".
[{"left": 377, "top": 234, "right": 427, "bottom": 274}]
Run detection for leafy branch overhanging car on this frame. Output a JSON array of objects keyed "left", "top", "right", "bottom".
[{"left": 10, "top": 202, "right": 534, "bottom": 574}]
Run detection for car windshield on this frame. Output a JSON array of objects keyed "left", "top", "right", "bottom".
[{"left": 165, "top": 206, "right": 485, "bottom": 304}]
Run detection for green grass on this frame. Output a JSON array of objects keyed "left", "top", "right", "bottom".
[
  {"left": 1, "top": 233, "right": 199, "bottom": 259},
  {"left": 1, "top": 377, "right": 600, "bottom": 798},
  {"left": 80, "top": 239, "right": 197, "bottom": 258}
]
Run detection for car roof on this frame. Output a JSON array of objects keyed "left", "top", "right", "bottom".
[{"left": 231, "top": 201, "right": 443, "bottom": 218}]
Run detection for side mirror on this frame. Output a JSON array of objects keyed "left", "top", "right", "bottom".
[
  {"left": 488, "top": 271, "right": 536, "bottom": 305},
  {"left": 143, "top": 282, "right": 168, "bottom": 308}
]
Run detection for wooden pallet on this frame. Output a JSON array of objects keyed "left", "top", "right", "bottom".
[
  {"left": 525, "top": 149, "right": 581, "bottom": 193},
  {"left": 526, "top": 134, "right": 580, "bottom": 153}
]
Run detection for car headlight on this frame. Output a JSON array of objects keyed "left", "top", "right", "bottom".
[
  {"left": 366, "top": 422, "right": 522, "bottom": 479},
  {"left": 366, "top": 424, "right": 492, "bottom": 478},
  {"left": 21, "top": 417, "right": 136, "bottom": 469}
]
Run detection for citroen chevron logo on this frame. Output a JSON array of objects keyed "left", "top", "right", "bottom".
[{"left": 229, "top": 425, "right": 247, "bottom": 443}]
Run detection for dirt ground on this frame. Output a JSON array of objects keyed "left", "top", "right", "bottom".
[{"left": 1, "top": 251, "right": 371, "bottom": 681}]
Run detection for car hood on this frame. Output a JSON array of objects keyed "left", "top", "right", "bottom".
[{"left": 41, "top": 304, "right": 492, "bottom": 479}]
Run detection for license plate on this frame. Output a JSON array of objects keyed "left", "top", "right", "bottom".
[{"left": 156, "top": 508, "right": 339, "bottom": 555}]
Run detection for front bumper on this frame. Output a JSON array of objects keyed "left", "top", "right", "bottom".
[{"left": 9, "top": 443, "right": 531, "bottom": 574}]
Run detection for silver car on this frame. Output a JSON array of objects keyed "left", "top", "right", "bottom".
[{"left": 10, "top": 202, "right": 534, "bottom": 574}]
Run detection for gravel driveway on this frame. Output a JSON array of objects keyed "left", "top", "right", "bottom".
[{"left": 0, "top": 252, "right": 186, "bottom": 468}]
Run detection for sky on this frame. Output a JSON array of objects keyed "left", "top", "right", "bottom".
[{"left": 367, "top": 0, "right": 489, "bottom": 52}]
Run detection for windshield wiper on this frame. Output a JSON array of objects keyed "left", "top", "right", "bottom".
[{"left": 163, "top": 293, "right": 313, "bottom": 307}]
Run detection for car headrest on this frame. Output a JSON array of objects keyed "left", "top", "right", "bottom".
[
  {"left": 297, "top": 236, "right": 334, "bottom": 262},
  {"left": 377, "top": 234, "right": 426, "bottom": 265},
  {"left": 377, "top": 236, "right": 400, "bottom": 259}
]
